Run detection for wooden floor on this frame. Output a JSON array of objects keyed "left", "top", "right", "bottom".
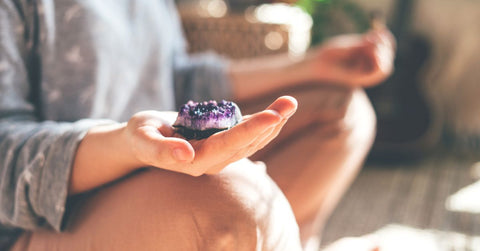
[{"left": 321, "top": 148, "right": 480, "bottom": 250}]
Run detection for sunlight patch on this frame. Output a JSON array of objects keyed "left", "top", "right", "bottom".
[
  {"left": 363, "top": 224, "right": 480, "bottom": 251},
  {"left": 446, "top": 180, "right": 480, "bottom": 214}
]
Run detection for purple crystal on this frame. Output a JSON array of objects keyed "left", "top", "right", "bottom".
[{"left": 173, "top": 100, "right": 242, "bottom": 139}]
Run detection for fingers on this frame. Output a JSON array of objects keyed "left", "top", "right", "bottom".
[
  {"left": 265, "top": 96, "right": 298, "bottom": 118},
  {"left": 142, "top": 96, "right": 297, "bottom": 176},
  {"left": 368, "top": 27, "right": 396, "bottom": 51},
  {"left": 202, "top": 109, "right": 282, "bottom": 155},
  {"left": 251, "top": 96, "right": 298, "bottom": 150},
  {"left": 344, "top": 28, "right": 395, "bottom": 86},
  {"left": 137, "top": 126, "right": 195, "bottom": 165},
  {"left": 367, "top": 28, "right": 396, "bottom": 70},
  {"left": 204, "top": 122, "right": 277, "bottom": 175},
  {"left": 211, "top": 96, "right": 296, "bottom": 150},
  {"left": 190, "top": 110, "right": 279, "bottom": 174},
  {"left": 130, "top": 111, "right": 196, "bottom": 164},
  {"left": 204, "top": 96, "right": 298, "bottom": 174},
  {"left": 251, "top": 115, "right": 289, "bottom": 153}
]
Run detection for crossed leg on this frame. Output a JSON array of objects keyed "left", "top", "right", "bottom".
[
  {"left": 11, "top": 160, "right": 302, "bottom": 251},
  {"left": 11, "top": 86, "right": 375, "bottom": 251},
  {"left": 241, "top": 86, "right": 376, "bottom": 246}
]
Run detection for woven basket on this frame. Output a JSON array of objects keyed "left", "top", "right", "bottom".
[{"left": 181, "top": 13, "right": 289, "bottom": 59}]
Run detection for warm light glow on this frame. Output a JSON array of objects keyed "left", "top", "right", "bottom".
[
  {"left": 446, "top": 179, "right": 480, "bottom": 213},
  {"left": 244, "top": 6, "right": 258, "bottom": 23},
  {"left": 253, "top": 3, "right": 312, "bottom": 56},
  {"left": 199, "top": 0, "right": 227, "bottom": 18},
  {"left": 378, "top": 225, "right": 480, "bottom": 250},
  {"left": 264, "top": 31, "right": 284, "bottom": 50},
  {"left": 327, "top": 224, "right": 480, "bottom": 251}
]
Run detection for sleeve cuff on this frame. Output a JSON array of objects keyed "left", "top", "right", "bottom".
[{"left": 38, "top": 119, "right": 114, "bottom": 231}]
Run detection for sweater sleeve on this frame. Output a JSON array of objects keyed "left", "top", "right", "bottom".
[
  {"left": 168, "top": 0, "right": 232, "bottom": 106},
  {"left": 0, "top": 0, "right": 112, "bottom": 231}
]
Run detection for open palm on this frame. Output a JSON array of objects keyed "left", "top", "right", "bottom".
[{"left": 125, "top": 96, "right": 298, "bottom": 176}]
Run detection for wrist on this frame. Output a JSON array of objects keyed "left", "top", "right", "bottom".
[
  {"left": 87, "top": 123, "right": 145, "bottom": 172},
  {"left": 70, "top": 122, "right": 145, "bottom": 194},
  {"left": 305, "top": 48, "right": 330, "bottom": 83},
  {"left": 117, "top": 123, "right": 147, "bottom": 171},
  {"left": 298, "top": 52, "right": 319, "bottom": 83},
  {"left": 272, "top": 53, "right": 316, "bottom": 87}
]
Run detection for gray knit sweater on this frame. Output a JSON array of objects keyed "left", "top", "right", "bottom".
[{"left": 0, "top": 0, "right": 231, "bottom": 248}]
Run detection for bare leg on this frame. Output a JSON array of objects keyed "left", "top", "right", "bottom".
[
  {"left": 241, "top": 86, "right": 376, "bottom": 245},
  {"left": 11, "top": 160, "right": 302, "bottom": 251}
]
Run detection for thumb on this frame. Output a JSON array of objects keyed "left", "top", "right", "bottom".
[{"left": 141, "top": 127, "right": 195, "bottom": 165}]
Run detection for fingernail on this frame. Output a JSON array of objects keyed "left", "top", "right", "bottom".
[
  {"left": 285, "top": 109, "right": 296, "bottom": 118},
  {"left": 271, "top": 111, "right": 284, "bottom": 123},
  {"left": 173, "top": 148, "right": 188, "bottom": 161}
]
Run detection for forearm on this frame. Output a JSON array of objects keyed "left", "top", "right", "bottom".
[
  {"left": 229, "top": 53, "right": 315, "bottom": 101},
  {"left": 70, "top": 123, "right": 142, "bottom": 194},
  {"left": 229, "top": 28, "right": 395, "bottom": 100}
]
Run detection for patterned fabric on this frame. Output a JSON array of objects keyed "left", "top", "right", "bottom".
[{"left": 0, "top": 0, "right": 231, "bottom": 249}]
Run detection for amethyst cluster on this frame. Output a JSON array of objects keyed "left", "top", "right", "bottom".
[{"left": 173, "top": 100, "right": 242, "bottom": 140}]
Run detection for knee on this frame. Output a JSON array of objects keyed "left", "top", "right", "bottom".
[
  {"left": 292, "top": 86, "right": 376, "bottom": 140},
  {"left": 340, "top": 89, "right": 377, "bottom": 146},
  {"left": 126, "top": 161, "right": 302, "bottom": 251},
  {"left": 314, "top": 89, "right": 376, "bottom": 149}
]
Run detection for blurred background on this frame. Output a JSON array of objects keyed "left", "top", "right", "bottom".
[{"left": 174, "top": 0, "right": 480, "bottom": 250}]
